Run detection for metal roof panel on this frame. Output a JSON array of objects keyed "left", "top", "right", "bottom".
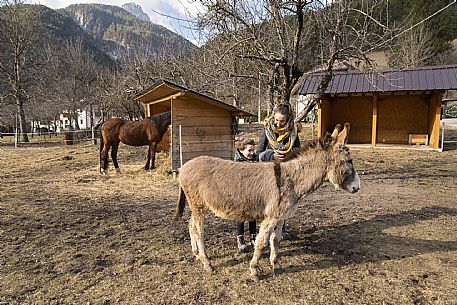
[
  {"left": 298, "top": 64, "right": 457, "bottom": 95},
  {"left": 439, "top": 68, "right": 450, "bottom": 88},
  {"left": 425, "top": 69, "right": 436, "bottom": 89},
  {"left": 446, "top": 66, "right": 457, "bottom": 89}
]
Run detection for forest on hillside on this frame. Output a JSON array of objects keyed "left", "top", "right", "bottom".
[{"left": 1, "top": 0, "right": 456, "bottom": 141}]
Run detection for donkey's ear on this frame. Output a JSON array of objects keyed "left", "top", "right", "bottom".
[
  {"left": 336, "top": 123, "right": 350, "bottom": 145},
  {"left": 331, "top": 124, "right": 341, "bottom": 139}
]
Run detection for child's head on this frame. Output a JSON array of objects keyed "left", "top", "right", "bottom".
[
  {"left": 240, "top": 139, "right": 256, "bottom": 160},
  {"left": 273, "top": 104, "right": 291, "bottom": 128}
]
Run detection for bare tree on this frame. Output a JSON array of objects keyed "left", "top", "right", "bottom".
[
  {"left": 294, "top": 0, "right": 397, "bottom": 121},
  {"left": 0, "top": 0, "right": 47, "bottom": 141},
  {"left": 104, "top": 42, "right": 161, "bottom": 119},
  {"left": 55, "top": 39, "right": 99, "bottom": 130},
  {"left": 186, "top": 0, "right": 401, "bottom": 121},
  {"left": 386, "top": 23, "right": 436, "bottom": 68},
  {"left": 195, "top": 0, "right": 314, "bottom": 106}
]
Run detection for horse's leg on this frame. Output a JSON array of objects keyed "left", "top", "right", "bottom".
[
  {"left": 145, "top": 142, "right": 157, "bottom": 170},
  {"left": 188, "top": 215, "right": 199, "bottom": 259},
  {"left": 249, "top": 218, "right": 279, "bottom": 281},
  {"left": 192, "top": 213, "right": 213, "bottom": 273},
  {"left": 100, "top": 144, "right": 111, "bottom": 174},
  {"left": 111, "top": 142, "right": 120, "bottom": 173},
  {"left": 269, "top": 219, "right": 285, "bottom": 272}
]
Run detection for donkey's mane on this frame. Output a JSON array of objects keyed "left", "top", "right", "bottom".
[{"left": 281, "top": 132, "right": 334, "bottom": 162}]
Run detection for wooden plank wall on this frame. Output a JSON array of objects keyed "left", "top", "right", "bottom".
[
  {"left": 148, "top": 102, "right": 171, "bottom": 116},
  {"left": 377, "top": 95, "right": 428, "bottom": 144},
  {"left": 171, "top": 97, "right": 234, "bottom": 171},
  {"left": 329, "top": 96, "right": 373, "bottom": 144}
]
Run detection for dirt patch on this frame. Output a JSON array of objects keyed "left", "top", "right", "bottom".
[{"left": 1, "top": 136, "right": 457, "bottom": 304}]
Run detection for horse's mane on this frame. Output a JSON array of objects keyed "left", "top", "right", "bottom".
[
  {"left": 281, "top": 133, "right": 335, "bottom": 162},
  {"left": 149, "top": 111, "right": 171, "bottom": 124}
]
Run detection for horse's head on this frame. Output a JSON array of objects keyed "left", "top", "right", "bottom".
[{"left": 325, "top": 123, "right": 360, "bottom": 193}]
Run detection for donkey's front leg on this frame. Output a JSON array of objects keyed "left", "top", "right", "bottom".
[
  {"left": 145, "top": 142, "right": 157, "bottom": 170},
  {"left": 269, "top": 219, "right": 284, "bottom": 272},
  {"left": 249, "top": 218, "right": 278, "bottom": 281}
]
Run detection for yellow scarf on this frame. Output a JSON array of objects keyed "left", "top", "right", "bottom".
[{"left": 264, "top": 117, "right": 298, "bottom": 155}]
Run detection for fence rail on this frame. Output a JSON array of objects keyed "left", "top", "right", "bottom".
[{"left": 0, "top": 129, "right": 101, "bottom": 146}]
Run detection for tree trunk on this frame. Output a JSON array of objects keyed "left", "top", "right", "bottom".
[{"left": 16, "top": 96, "right": 29, "bottom": 142}]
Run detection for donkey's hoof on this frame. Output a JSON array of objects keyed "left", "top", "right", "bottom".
[
  {"left": 100, "top": 169, "right": 107, "bottom": 175},
  {"left": 272, "top": 265, "right": 282, "bottom": 275},
  {"left": 204, "top": 264, "right": 213, "bottom": 273},
  {"left": 250, "top": 268, "right": 259, "bottom": 282},
  {"left": 251, "top": 274, "right": 260, "bottom": 282},
  {"left": 271, "top": 258, "right": 281, "bottom": 270},
  {"left": 115, "top": 168, "right": 121, "bottom": 174}
]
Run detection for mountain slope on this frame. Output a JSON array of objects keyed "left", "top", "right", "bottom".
[
  {"left": 122, "top": 3, "right": 150, "bottom": 21},
  {"left": 35, "top": 5, "right": 114, "bottom": 65},
  {"left": 60, "top": 3, "right": 195, "bottom": 59},
  {"left": 0, "top": 4, "right": 114, "bottom": 67}
]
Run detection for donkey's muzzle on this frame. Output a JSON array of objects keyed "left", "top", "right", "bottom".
[{"left": 350, "top": 186, "right": 360, "bottom": 193}]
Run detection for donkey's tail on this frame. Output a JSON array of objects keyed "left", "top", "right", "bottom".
[{"left": 175, "top": 185, "right": 186, "bottom": 220}]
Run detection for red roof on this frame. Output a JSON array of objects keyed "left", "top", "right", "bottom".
[{"left": 299, "top": 65, "right": 457, "bottom": 95}]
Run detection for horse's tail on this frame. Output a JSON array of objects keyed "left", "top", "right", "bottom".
[
  {"left": 175, "top": 185, "right": 186, "bottom": 220},
  {"left": 99, "top": 127, "right": 104, "bottom": 158}
]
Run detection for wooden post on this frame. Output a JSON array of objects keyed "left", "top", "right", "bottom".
[
  {"left": 312, "top": 123, "right": 315, "bottom": 140},
  {"left": 92, "top": 126, "right": 96, "bottom": 145},
  {"left": 371, "top": 94, "right": 378, "bottom": 147},
  {"left": 15, "top": 114, "right": 18, "bottom": 148},
  {"left": 430, "top": 92, "right": 443, "bottom": 149},
  {"left": 179, "top": 124, "right": 183, "bottom": 168},
  {"left": 317, "top": 100, "right": 322, "bottom": 140},
  {"left": 145, "top": 103, "right": 149, "bottom": 117},
  {"left": 440, "top": 122, "right": 445, "bottom": 152}
]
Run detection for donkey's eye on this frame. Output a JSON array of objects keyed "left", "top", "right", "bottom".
[{"left": 347, "top": 159, "right": 353, "bottom": 164}]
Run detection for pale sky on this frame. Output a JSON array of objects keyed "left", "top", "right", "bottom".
[{"left": 36, "top": 0, "right": 204, "bottom": 43}]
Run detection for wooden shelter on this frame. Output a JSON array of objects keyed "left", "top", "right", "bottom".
[
  {"left": 298, "top": 65, "right": 457, "bottom": 149},
  {"left": 135, "top": 80, "right": 253, "bottom": 171}
]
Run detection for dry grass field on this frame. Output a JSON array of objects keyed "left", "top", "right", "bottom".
[{"left": 1, "top": 128, "right": 457, "bottom": 304}]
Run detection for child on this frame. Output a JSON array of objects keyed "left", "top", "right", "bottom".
[{"left": 234, "top": 138, "right": 258, "bottom": 252}]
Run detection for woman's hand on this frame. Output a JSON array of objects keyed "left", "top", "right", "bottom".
[{"left": 273, "top": 153, "right": 284, "bottom": 161}]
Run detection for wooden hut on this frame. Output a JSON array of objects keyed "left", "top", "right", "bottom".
[
  {"left": 135, "top": 80, "right": 253, "bottom": 171},
  {"left": 298, "top": 65, "right": 457, "bottom": 150}
]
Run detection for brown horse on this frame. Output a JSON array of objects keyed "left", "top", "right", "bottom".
[
  {"left": 99, "top": 111, "right": 171, "bottom": 173},
  {"left": 175, "top": 123, "right": 360, "bottom": 281}
]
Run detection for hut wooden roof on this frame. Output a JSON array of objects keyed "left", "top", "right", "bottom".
[
  {"left": 298, "top": 64, "right": 457, "bottom": 95},
  {"left": 135, "top": 79, "right": 254, "bottom": 117}
]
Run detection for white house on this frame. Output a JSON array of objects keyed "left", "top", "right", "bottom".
[{"left": 32, "top": 108, "right": 102, "bottom": 133}]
